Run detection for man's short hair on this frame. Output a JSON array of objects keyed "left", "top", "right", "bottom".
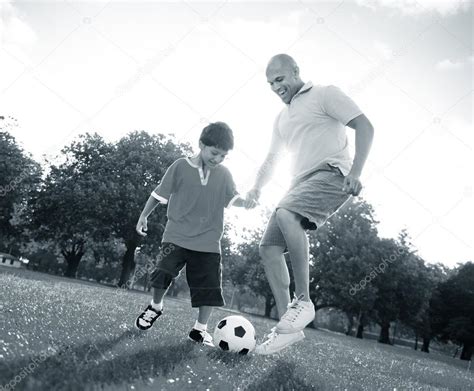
[{"left": 199, "top": 122, "right": 234, "bottom": 151}]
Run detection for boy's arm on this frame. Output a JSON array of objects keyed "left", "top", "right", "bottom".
[
  {"left": 140, "top": 195, "right": 160, "bottom": 219},
  {"left": 231, "top": 196, "right": 248, "bottom": 208},
  {"left": 136, "top": 195, "right": 160, "bottom": 237},
  {"left": 137, "top": 160, "right": 179, "bottom": 236}
]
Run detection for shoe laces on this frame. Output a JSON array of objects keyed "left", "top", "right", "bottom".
[
  {"left": 200, "top": 330, "right": 213, "bottom": 343},
  {"left": 264, "top": 327, "right": 278, "bottom": 345},
  {"left": 142, "top": 309, "right": 158, "bottom": 322},
  {"left": 281, "top": 294, "right": 306, "bottom": 323}
]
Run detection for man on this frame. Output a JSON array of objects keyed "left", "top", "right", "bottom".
[{"left": 247, "top": 54, "right": 374, "bottom": 355}]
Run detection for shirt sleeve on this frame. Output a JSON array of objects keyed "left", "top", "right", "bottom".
[
  {"left": 224, "top": 169, "right": 239, "bottom": 208},
  {"left": 322, "top": 85, "right": 363, "bottom": 126},
  {"left": 151, "top": 160, "right": 180, "bottom": 204}
]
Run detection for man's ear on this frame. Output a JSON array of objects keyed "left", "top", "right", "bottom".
[
  {"left": 293, "top": 65, "right": 300, "bottom": 78},
  {"left": 198, "top": 140, "right": 205, "bottom": 150}
]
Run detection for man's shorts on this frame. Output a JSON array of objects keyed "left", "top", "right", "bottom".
[
  {"left": 260, "top": 163, "right": 350, "bottom": 249},
  {"left": 150, "top": 242, "right": 225, "bottom": 307}
]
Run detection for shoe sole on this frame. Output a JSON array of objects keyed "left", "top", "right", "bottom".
[
  {"left": 255, "top": 333, "right": 305, "bottom": 355},
  {"left": 276, "top": 324, "right": 307, "bottom": 334},
  {"left": 275, "top": 315, "right": 315, "bottom": 334},
  {"left": 187, "top": 335, "right": 214, "bottom": 347}
]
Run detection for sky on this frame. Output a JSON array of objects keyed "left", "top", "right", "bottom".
[{"left": 1, "top": 0, "right": 472, "bottom": 267}]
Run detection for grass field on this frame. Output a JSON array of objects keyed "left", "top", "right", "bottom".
[{"left": 1, "top": 268, "right": 473, "bottom": 391}]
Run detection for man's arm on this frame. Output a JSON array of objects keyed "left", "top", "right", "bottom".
[
  {"left": 247, "top": 126, "right": 284, "bottom": 204},
  {"left": 344, "top": 113, "right": 374, "bottom": 195},
  {"left": 253, "top": 152, "right": 280, "bottom": 192}
]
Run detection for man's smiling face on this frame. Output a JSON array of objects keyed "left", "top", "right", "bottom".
[{"left": 266, "top": 62, "right": 301, "bottom": 104}]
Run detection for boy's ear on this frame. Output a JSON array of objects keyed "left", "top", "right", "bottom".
[{"left": 198, "top": 140, "right": 205, "bottom": 150}]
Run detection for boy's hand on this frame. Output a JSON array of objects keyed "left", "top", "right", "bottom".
[
  {"left": 244, "top": 188, "right": 260, "bottom": 209},
  {"left": 136, "top": 217, "right": 148, "bottom": 236}
]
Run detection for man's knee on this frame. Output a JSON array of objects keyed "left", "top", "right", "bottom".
[{"left": 275, "top": 208, "right": 301, "bottom": 228}]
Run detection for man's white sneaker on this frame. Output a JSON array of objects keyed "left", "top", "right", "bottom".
[
  {"left": 254, "top": 328, "right": 305, "bottom": 355},
  {"left": 276, "top": 294, "right": 315, "bottom": 334}
]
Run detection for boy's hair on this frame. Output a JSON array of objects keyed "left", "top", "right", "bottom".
[{"left": 199, "top": 122, "right": 234, "bottom": 151}]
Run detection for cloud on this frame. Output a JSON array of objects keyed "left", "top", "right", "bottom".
[
  {"left": 373, "top": 40, "right": 394, "bottom": 60},
  {"left": 436, "top": 56, "right": 472, "bottom": 70},
  {"left": 0, "top": 1, "right": 36, "bottom": 45},
  {"left": 356, "top": 0, "right": 471, "bottom": 17}
]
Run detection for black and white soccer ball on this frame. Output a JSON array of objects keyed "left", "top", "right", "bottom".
[{"left": 213, "top": 315, "right": 256, "bottom": 354}]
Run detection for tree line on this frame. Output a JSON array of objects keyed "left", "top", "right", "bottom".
[{"left": 0, "top": 125, "right": 472, "bottom": 361}]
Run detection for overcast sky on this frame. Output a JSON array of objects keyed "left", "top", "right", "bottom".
[{"left": 1, "top": 0, "right": 472, "bottom": 267}]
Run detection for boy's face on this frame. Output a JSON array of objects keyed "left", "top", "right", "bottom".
[{"left": 199, "top": 142, "right": 229, "bottom": 168}]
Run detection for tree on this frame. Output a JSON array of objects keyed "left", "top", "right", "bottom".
[
  {"left": 32, "top": 133, "right": 114, "bottom": 277},
  {"left": 226, "top": 226, "right": 277, "bottom": 318},
  {"left": 309, "top": 199, "right": 380, "bottom": 337},
  {"left": 371, "top": 233, "right": 431, "bottom": 345},
  {"left": 408, "top": 262, "right": 447, "bottom": 353},
  {"left": 0, "top": 125, "right": 42, "bottom": 254},
  {"left": 431, "top": 262, "right": 474, "bottom": 360}
]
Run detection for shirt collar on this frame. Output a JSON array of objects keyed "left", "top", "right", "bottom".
[
  {"left": 289, "top": 81, "right": 313, "bottom": 104},
  {"left": 185, "top": 157, "right": 199, "bottom": 168},
  {"left": 186, "top": 157, "right": 210, "bottom": 185},
  {"left": 298, "top": 81, "right": 313, "bottom": 94}
]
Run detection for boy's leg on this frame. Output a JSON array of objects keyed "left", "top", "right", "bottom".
[
  {"left": 188, "top": 305, "right": 214, "bottom": 346},
  {"left": 197, "top": 306, "right": 213, "bottom": 324},
  {"left": 185, "top": 250, "right": 223, "bottom": 346},
  {"left": 152, "top": 288, "right": 167, "bottom": 309},
  {"left": 136, "top": 243, "right": 185, "bottom": 330},
  {"left": 185, "top": 250, "right": 224, "bottom": 309}
]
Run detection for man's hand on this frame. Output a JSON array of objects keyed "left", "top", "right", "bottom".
[
  {"left": 136, "top": 217, "right": 148, "bottom": 236},
  {"left": 342, "top": 173, "right": 363, "bottom": 196},
  {"left": 244, "top": 188, "right": 261, "bottom": 209}
]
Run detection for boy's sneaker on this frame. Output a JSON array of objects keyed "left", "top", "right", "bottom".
[
  {"left": 135, "top": 305, "right": 162, "bottom": 330},
  {"left": 276, "top": 294, "right": 315, "bottom": 334},
  {"left": 255, "top": 327, "right": 305, "bottom": 355},
  {"left": 188, "top": 328, "right": 214, "bottom": 347}
]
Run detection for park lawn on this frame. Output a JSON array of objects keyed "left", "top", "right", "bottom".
[{"left": 0, "top": 269, "right": 473, "bottom": 391}]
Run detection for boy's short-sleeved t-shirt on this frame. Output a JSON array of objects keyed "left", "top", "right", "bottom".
[
  {"left": 151, "top": 158, "right": 239, "bottom": 254},
  {"left": 271, "top": 82, "right": 363, "bottom": 180}
]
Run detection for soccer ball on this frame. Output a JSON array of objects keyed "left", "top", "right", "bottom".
[{"left": 213, "top": 315, "right": 256, "bottom": 354}]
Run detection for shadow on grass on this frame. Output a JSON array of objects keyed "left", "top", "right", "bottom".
[
  {"left": 0, "top": 329, "right": 198, "bottom": 391},
  {"left": 246, "top": 360, "right": 322, "bottom": 391},
  {"left": 205, "top": 350, "right": 321, "bottom": 390}
]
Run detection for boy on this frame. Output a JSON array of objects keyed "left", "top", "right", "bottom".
[{"left": 135, "top": 122, "right": 251, "bottom": 346}]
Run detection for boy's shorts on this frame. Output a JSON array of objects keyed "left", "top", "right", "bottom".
[
  {"left": 150, "top": 242, "right": 225, "bottom": 307},
  {"left": 260, "top": 163, "right": 350, "bottom": 249}
]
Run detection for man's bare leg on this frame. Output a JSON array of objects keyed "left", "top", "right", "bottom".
[
  {"left": 259, "top": 245, "right": 291, "bottom": 318},
  {"left": 275, "top": 208, "right": 310, "bottom": 301}
]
